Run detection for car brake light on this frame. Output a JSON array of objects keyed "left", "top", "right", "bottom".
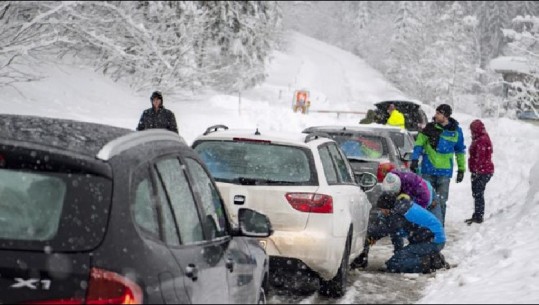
[
  {"left": 377, "top": 162, "right": 396, "bottom": 182},
  {"left": 21, "top": 269, "right": 142, "bottom": 305},
  {"left": 86, "top": 268, "right": 143, "bottom": 304},
  {"left": 24, "top": 299, "right": 83, "bottom": 304},
  {"left": 285, "top": 193, "right": 333, "bottom": 214},
  {"left": 232, "top": 137, "right": 271, "bottom": 144}
]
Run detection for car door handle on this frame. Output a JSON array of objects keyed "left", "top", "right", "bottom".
[
  {"left": 234, "top": 195, "right": 245, "bottom": 205},
  {"left": 186, "top": 263, "right": 198, "bottom": 281},
  {"left": 226, "top": 257, "right": 234, "bottom": 273}
]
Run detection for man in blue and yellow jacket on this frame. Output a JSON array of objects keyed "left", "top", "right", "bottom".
[{"left": 410, "top": 104, "right": 466, "bottom": 226}]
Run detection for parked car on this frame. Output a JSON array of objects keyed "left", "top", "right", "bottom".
[
  {"left": 0, "top": 114, "right": 271, "bottom": 304},
  {"left": 346, "top": 124, "right": 415, "bottom": 168},
  {"left": 517, "top": 109, "right": 539, "bottom": 121},
  {"left": 192, "top": 125, "right": 373, "bottom": 297},
  {"left": 373, "top": 100, "right": 430, "bottom": 138},
  {"left": 302, "top": 125, "right": 412, "bottom": 206}
]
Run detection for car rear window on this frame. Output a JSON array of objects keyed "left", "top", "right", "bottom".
[
  {"left": 0, "top": 148, "right": 112, "bottom": 252},
  {"left": 0, "top": 170, "right": 66, "bottom": 241},
  {"left": 194, "top": 141, "right": 317, "bottom": 185},
  {"left": 332, "top": 134, "right": 389, "bottom": 160}
]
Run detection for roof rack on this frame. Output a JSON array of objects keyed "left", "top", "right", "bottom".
[
  {"left": 304, "top": 132, "right": 332, "bottom": 143},
  {"left": 203, "top": 124, "right": 229, "bottom": 135},
  {"left": 97, "top": 129, "right": 187, "bottom": 161}
]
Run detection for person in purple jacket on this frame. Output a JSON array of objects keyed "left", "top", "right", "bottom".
[{"left": 381, "top": 171, "right": 443, "bottom": 222}]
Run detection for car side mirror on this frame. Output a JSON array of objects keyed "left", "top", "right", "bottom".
[
  {"left": 238, "top": 208, "right": 273, "bottom": 237},
  {"left": 355, "top": 172, "right": 377, "bottom": 192},
  {"left": 399, "top": 149, "right": 412, "bottom": 162}
]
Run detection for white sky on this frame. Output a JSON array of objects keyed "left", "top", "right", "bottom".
[{"left": 2, "top": 31, "right": 539, "bottom": 304}]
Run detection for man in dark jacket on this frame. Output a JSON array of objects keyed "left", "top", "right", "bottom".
[
  {"left": 375, "top": 192, "right": 448, "bottom": 273},
  {"left": 136, "top": 91, "right": 179, "bottom": 133}
]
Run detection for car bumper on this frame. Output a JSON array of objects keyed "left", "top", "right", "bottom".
[{"left": 261, "top": 230, "right": 346, "bottom": 280}]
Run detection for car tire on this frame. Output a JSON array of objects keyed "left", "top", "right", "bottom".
[
  {"left": 257, "top": 286, "right": 267, "bottom": 304},
  {"left": 318, "top": 231, "right": 351, "bottom": 298}
]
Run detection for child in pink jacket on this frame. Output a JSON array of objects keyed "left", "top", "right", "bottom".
[{"left": 466, "top": 119, "right": 494, "bottom": 225}]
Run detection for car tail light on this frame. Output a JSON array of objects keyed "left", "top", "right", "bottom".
[
  {"left": 23, "top": 269, "right": 142, "bottom": 305},
  {"left": 26, "top": 299, "right": 83, "bottom": 304},
  {"left": 86, "top": 268, "right": 143, "bottom": 304},
  {"left": 285, "top": 193, "right": 333, "bottom": 214},
  {"left": 377, "top": 162, "right": 396, "bottom": 182}
]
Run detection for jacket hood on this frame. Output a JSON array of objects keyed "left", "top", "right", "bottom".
[
  {"left": 470, "top": 119, "right": 486, "bottom": 139},
  {"left": 442, "top": 117, "right": 459, "bottom": 131}
]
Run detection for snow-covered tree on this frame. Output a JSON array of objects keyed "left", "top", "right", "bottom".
[
  {"left": 0, "top": 1, "right": 283, "bottom": 94},
  {"left": 386, "top": 1, "right": 428, "bottom": 102},
  {"left": 500, "top": 15, "right": 539, "bottom": 115},
  {"left": 418, "top": 2, "right": 480, "bottom": 107}
]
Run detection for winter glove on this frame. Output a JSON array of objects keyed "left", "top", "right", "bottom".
[
  {"left": 397, "top": 193, "right": 411, "bottom": 201},
  {"left": 410, "top": 160, "right": 419, "bottom": 173},
  {"left": 456, "top": 170, "right": 464, "bottom": 183},
  {"left": 367, "top": 236, "right": 377, "bottom": 246}
]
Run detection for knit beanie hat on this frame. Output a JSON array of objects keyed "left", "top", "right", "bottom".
[
  {"left": 377, "top": 191, "right": 397, "bottom": 209},
  {"left": 381, "top": 172, "right": 402, "bottom": 194},
  {"left": 436, "top": 104, "right": 452, "bottom": 118}
]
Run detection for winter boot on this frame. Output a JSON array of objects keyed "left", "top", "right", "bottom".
[
  {"left": 420, "top": 255, "right": 433, "bottom": 274},
  {"left": 465, "top": 217, "right": 483, "bottom": 225},
  {"left": 430, "top": 253, "right": 450, "bottom": 270}
]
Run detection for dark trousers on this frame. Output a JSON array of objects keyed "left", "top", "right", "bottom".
[
  {"left": 422, "top": 175, "right": 450, "bottom": 226},
  {"left": 386, "top": 242, "right": 445, "bottom": 273},
  {"left": 471, "top": 173, "right": 492, "bottom": 221}
]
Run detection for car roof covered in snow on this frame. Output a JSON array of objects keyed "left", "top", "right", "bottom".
[
  {"left": 0, "top": 114, "right": 133, "bottom": 158},
  {"left": 303, "top": 125, "right": 410, "bottom": 134},
  {"left": 194, "top": 127, "right": 334, "bottom": 147}
]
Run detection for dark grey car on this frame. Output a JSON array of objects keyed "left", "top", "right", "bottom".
[
  {"left": 302, "top": 126, "right": 411, "bottom": 206},
  {"left": 0, "top": 114, "right": 271, "bottom": 304}
]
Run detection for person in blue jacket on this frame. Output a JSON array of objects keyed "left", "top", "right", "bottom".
[
  {"left": 375, "top": 192, "right": 448, "bottom": 273},
  {"left": 410, "top": 104, "right": 466, "bottom": 226}
]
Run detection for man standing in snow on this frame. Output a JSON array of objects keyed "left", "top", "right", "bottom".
[
  {"left": 136, "top": 91, "right": 179, "bottom": 133},
  {"left": 410, "top": 104, "right": 466, "bottom": 226}
]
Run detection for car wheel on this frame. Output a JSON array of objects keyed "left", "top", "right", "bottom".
[{"left": 318, "top": 232, "right": 351, "bottom": 298}]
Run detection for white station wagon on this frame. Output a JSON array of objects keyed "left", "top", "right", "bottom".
[{"left": 192, "top": 125, "right": 373, "bottom": 297}]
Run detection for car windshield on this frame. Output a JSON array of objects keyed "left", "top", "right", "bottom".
[
  {"left": 194, "top": 141, "right": 316, "bottom": 185},
  {"left": 331, "top": 134, "right": 388, "bottom": 160},
  {"left": 388, "top": 131, "right": 414, "bottom": 152}
]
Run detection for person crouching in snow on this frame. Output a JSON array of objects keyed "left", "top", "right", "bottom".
[
  {"left": 376, "top": 192, "right": 448, "bottom": 273},
  {"left": 351, "top": 170, "right": 442, "bottom": 269},
  {"left": 466, "top": 119, "right": 494, "bottom": 225}
]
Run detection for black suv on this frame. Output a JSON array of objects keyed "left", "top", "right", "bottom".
[
  {"left": 0, "top": 114, "right": 272, "bottom": 304},
  {"left": 374, "top": 100, "right": 429, "bottom": 137}
]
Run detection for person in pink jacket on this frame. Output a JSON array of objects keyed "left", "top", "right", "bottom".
[{"left": 466, "top": 119, "right": 494, "bottom": 225}]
